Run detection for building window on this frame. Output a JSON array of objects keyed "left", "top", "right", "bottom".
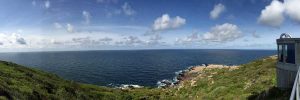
[
  {"left": 284, "top": 45, "right": 288, "bottom": 62},
  {"left": 286, "top": 44, "right": 295, "bottom": 64},
  {"left": 278, "top": 44, "right": 295, "bottom": 64},
  {"left": 278, "top": 45, "right": 283, "bottom": 62}
]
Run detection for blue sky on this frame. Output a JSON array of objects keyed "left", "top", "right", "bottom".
[{"left": 0, "top": 0, "right": 299, "bottom": 52}]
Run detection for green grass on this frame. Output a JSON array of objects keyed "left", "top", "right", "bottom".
[
  {"left": 0, "top": 56, "right": 290, "bottom": 100},
  {"left": 0, "top": 61, "right": 164, "bottom": 100},
  {"left": 162, "top": 56, "right": 290, "bottom": 100}
]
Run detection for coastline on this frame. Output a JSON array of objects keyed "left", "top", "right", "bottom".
[
  {"left": 118, "top": 64, "right": 240, "bottom": 89},
  {"left": 157, "top": 64, "right": 240, "bottom": 88},
  {"left": 0, "top": 55, "right": 288, "bottom": 99}
]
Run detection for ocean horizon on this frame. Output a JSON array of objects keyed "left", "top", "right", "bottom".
[{"left": 0, "top": 49, "right": 276, "bottom": 87}]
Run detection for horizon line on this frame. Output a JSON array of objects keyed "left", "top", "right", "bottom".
[{"left": 0, "top": 48, "right": 276, "bottom": 53}]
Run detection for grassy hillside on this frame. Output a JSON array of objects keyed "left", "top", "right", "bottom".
[
  {"left": 0, "top": 56, "right": 290, "bottom": 100},
  {"left": 161, "top": 56, "right": 290, "bottom": 100},
  {"left": 0, "top": 61, "right": 164, "bottom": 100}
]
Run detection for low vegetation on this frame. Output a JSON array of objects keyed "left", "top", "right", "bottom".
[
  {"left": 0, "top": 61, "right": 164, "bottom": 100},
  {"left": 163, "top": 56, "right": 290, "bottom": 99},
  {"left": 0, "top": 56, "right": 290, "bottom": 100}
]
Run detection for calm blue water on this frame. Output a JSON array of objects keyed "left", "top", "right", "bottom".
[{"left": 0, "top": 49, "right": 275, "bottom": 87}]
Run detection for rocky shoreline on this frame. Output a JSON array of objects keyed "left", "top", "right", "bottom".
[{"left": 157, "top": 64, "right": 239, "bottom": 88}]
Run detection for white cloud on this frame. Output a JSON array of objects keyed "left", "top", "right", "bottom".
[
  {"left": 176, "top": 32, "right": 200, "bottom": 44},
  {"left": 12, "top": 33, "right": 27, "bottom": 45},
  {"left": 66, "top": 23, "right": 74, "bottom": 33},
  {"left": 38, "top": 35, "right": 116, "bottom": 48},
  {"left": 258, "top": 0, "right": 285, "bottom": 27},
  {"left": 115, "top": 36, "right": 144, "bottom": 46},
  {"left": 114, "top": 33, "right": 165, "bottom": 47},
  {"left": 122, "top": 2, "right": 136, "bottom": 16},
  {"left": 82, "top": 11, "right": 91, "bottom": 24},
  {"left": 146, "top": 34, "right": 164, "bottom": 45},
  {"left": 210, "top": 3, "right": 226, "bottom": 19},
  {"left": 123, "top": 36, "right": 143, "bottom": 46},
  {"left": 0, "top": 29, "right": 168, "bottom": 50},
  {"left": 72, "top": 37, "right": 91, "bottom": 44},
  {"left": 201, "top": 23, "right": 242, "bottom": 42},
  {"left": 258, "top": 0, "right": 300, "bottom": 27},
  {"left": 45, "top": 0, "right": 50, "bottom": 9},
  {"left": 152, "top": 14, "right": 186, "bottom": 31},
  {"left": 0, "top": 33, "right": 27, "bottom": 47},
  {"left": 285, "top": 0, "right": 300, "bottom": 22},
  {"left": 98, "top": 37, "right": 113, "bottom": 45},
  {"left": 54, "top": 23, "right": 77, "bottom": 33},
  {"left": 45, "top": 36, "right": 115, "bottom": 47},
  {"left": 50, "top": 39, "right": 63, "bottom": 45}
]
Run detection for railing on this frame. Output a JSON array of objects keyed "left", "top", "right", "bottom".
[{"left": 290, "top": 67, "right": 300, "bottom": 100}]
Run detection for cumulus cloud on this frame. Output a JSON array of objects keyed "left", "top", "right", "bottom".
[
  {"left": 285, "top": 0, "right": 300, "bottom": 22},
  {"left": 152, "top": 14, "right": 186, "bottom": 31},
  {"left": 258, "top": 0, "right": 285, "bottom": 27},
  {"left": 122, "top": 2, "right": 136, "bottom": 16},
  {"left": 0, "top": 33, "right": 27, "bottom": 46},
  {"left": 210, "top": 3, "right": 226, "bottom": 19},
  {"left": 258, "top": 0, "right": 300, "bottom": 27},
  {"left": 82, "top": 11, "right": 91, "bottom": 24},
  {"left": 201, "top": 23, "right": 242, "bottom": 42},
  {"left": 45, "top": 0, "right": 50, "bottom": 9},
  {"left": 66, "top": 23, "right": 74, "bottom": 33}
]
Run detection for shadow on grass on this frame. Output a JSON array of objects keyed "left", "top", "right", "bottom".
[
  {"left": 0, "top": 89, "right": 12, "bottom": 100},
  {"left": 247, "top": 86, "right": 291, "bottom": 100}
]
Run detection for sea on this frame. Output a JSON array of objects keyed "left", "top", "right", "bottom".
[{"left": 0, "top": 49, "right": 276, "bottom": 87}]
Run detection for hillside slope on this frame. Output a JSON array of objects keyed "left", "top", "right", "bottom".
[
  {"left": 0, "top": 61, "right": 163, "bottom": 100},
  {"left": 162, "top": 56, "right": 290, "bottom": 99},
  {"left": 0, "top": 56, "right": 290, "bottom": 100}
]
